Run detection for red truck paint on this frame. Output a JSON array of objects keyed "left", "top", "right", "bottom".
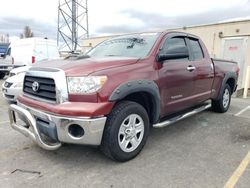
[
  {"left": 18, "top": 31, "right": 238, "bottom": 118},
  {"left": 18, "top": 95, "right": 114, "bottom": 117}
]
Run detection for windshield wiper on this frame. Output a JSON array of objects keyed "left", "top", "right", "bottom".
[{"left": 77, "top": 55, "right": 91, "bottom": 60}]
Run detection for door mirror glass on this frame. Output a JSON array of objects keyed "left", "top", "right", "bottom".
[{"left": 157, "top": 46, "right": 189, "bottom": 62}]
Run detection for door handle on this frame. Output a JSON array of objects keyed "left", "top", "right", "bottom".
[{"left": 186, "top": 65, "right": 196, "bottom": 72}]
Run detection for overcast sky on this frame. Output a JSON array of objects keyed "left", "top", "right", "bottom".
[{"left": 0, "top": 0, "right": 250, "bottom": 39}]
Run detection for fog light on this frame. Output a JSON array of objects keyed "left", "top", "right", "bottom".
[{"left": 68, "top": 124, "right": 84, "bottom": 139}]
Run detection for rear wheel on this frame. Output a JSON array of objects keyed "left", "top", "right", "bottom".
[
  {"left": 0, "top": 72, "right": 5, "bottom": 79},
  {"left": 212, "top": 84, "right": 232, "bottom": 113},
  {"left": 101, "top": 101, "right": 149, "bottom": 162}
]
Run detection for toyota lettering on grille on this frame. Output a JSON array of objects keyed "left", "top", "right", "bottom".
[{"left": 32, "top": 81, "right": 40, "bottom": 92}]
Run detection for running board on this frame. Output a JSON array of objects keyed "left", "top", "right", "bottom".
[{"left": 153, "top": 103, "right": 211, "bottom": 128}]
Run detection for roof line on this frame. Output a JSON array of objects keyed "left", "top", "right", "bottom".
[{"left": 166, "top": 19, "right": 250, "bottom": 31}]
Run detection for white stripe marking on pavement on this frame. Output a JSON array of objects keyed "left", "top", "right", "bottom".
[{"left": 235, "top": 106, "right": 250, "bottom": 116}]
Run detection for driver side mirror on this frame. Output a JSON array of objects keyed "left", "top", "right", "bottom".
[{"left": 157, "top": 46, "right": 189, "bottom": 62}]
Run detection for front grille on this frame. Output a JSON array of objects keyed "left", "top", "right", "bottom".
[
  {"left": 0, "top": 66, "right": 8, "bottom": 70},
  {"left": 23, "top": 76, "right": 56, "bottom": 102},
  {"left": 4, "top": 81, "right": 13, "bottom": 88}
]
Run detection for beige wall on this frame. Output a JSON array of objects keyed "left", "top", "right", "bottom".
[{"left": 82, "top": 20, "right": 250, "bottom": 88}]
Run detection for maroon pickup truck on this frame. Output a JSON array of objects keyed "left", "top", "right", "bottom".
[{"left": 9, "top": 31, "right": 239, "bottom": 161}]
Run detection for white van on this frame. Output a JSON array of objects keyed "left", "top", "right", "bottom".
[{"left": 10, "top": 38, "right": 60, "bottom": 66}]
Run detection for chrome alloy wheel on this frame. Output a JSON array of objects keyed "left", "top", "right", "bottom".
[
  {"left": 118, "top": 114, "right": 145, "bottom": 153},
  {"left": 223, "top": 88, "right": 230, "bottom": 108}
]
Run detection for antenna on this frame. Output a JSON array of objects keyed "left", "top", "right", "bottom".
[{"left": 57, "top": 0, "right": 89, "bottom": 53}]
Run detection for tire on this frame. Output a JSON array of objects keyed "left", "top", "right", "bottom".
[
  {"left": 0, "top": 72, "right": 5, "bottom": 79},
  {"left": 212, "top": 84, "right": 232, "bottom": 113},
  {"left": 101, "top": 101, "right": 150, "bottom": 162}
]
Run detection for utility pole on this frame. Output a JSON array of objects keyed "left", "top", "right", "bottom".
[{"left": 57, "top": 0, "right": 89, "bottom": 53}]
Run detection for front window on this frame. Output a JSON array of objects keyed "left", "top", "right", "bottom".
[{"left": 87, "top": 33, "right": 160, "bottom": 58}]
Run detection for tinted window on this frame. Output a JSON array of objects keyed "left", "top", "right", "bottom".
[
  {"left": 162, "top": 37, "right": 188, "bottom": 60},
  {"left": 163, "top": 37, "right": 186, "bottom": 52},
  {"left": 189, "top": 39, "right": 203, "bottom": 60},
  {"left": 0, "top": 43, "right": 9, "bottom": 56}
]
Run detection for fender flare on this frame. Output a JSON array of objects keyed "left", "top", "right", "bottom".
[
  {"left": 216, "top": 72, "right": 237, "bottom": 100},
  {"left": 109, "top": 80, "right": 161, "bottom": 123}
]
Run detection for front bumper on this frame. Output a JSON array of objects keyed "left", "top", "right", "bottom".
[
  {"left": 8, "top": 102, "right": 107, "bottom": 150},
  {"left": 0, "top": 65, "right": 13, "bottom": 72}
]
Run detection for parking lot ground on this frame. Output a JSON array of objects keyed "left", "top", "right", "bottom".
[{"left": 0, "top": 78, "right": 250, "bottom": 188}]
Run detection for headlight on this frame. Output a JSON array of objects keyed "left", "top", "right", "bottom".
[
  {"left": 13, "top": 82, "right": 23, "bottom": 88},
  {"left": 67, "top": 76, "right": 107, "bottom": 94}
]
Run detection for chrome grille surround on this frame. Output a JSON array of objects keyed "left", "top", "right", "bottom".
[{"left": 23, "top": 67, "right": 68, "bottom": 104}]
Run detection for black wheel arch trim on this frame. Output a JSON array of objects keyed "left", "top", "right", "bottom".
[
  {"left": 216, "top": 72, "right": 237, "bottom": 100},
  {"left": 109, "top": 80, "right": 161, "bottom": 123}
]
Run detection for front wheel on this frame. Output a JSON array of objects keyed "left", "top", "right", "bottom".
[
  {"left": 212, "top": 84, "right": 232, "bottom": 113},
  {"left": 101, "top": 101, "right": 149, "bottom": 162}
]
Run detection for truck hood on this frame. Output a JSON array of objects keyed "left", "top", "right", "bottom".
[
  {"left": 33, "top": 57, "right": 140, "bottom": 76},
  {"left": 10, "top": 65, "right": 31, "bottom": 75}
]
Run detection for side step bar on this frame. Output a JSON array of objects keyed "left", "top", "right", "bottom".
[{"left": 153, "top": 103, "right": 211, "bottom": 128}]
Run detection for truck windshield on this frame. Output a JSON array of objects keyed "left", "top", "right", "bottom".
[
  {"left": 0, "top": 43, "right": 10, "bottom": 57},
  {"left": 87, "top": 33, "right": 160, "bottom": 58}
]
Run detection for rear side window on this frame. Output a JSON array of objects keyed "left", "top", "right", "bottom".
[{"left": 189, "top": 39, "right": 204, "bottom": 60}]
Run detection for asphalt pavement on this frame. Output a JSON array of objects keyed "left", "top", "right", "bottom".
[{"left": 0, "top": 77, "right": 250, "bottom": 188}]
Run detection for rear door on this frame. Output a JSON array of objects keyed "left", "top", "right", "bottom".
[
  {"left": 222, "top": 37, "right": 247, "bottom": 88},
  {"left": 188, "top": 37, "right": 214, "bottom": 102},
  {"left": 47, "top": 43, "right": 60, "bottom": 59},
  {"left": 158, "top": 34, "right": 196, "bottom": 116},
  {"left": 34, "top": 40, "right": 49, "bottom": 62},
  {"left": 11, "top": 44, "right": 33, "bottom": 65}
]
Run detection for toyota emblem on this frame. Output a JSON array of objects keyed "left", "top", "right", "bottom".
[{"left": 32, "top": 81, "right": 40, "bottom": 92}]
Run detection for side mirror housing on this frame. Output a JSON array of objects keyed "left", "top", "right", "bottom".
[{"left": 157, "top": 46, "right": 189, "bottom": 62}]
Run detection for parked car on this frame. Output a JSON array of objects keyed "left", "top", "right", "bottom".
[
  {"left": 2, "top": 66, "right": 31, "bottom": 102},
  {"left": 10, "top": 37, "right": 60, "bottom": 66},
  {"left": 9, "top": 31, "right": 239, "bottom": 161},
  {"left": 0, "top": 43, "right": 13, "bottom": 79}
]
